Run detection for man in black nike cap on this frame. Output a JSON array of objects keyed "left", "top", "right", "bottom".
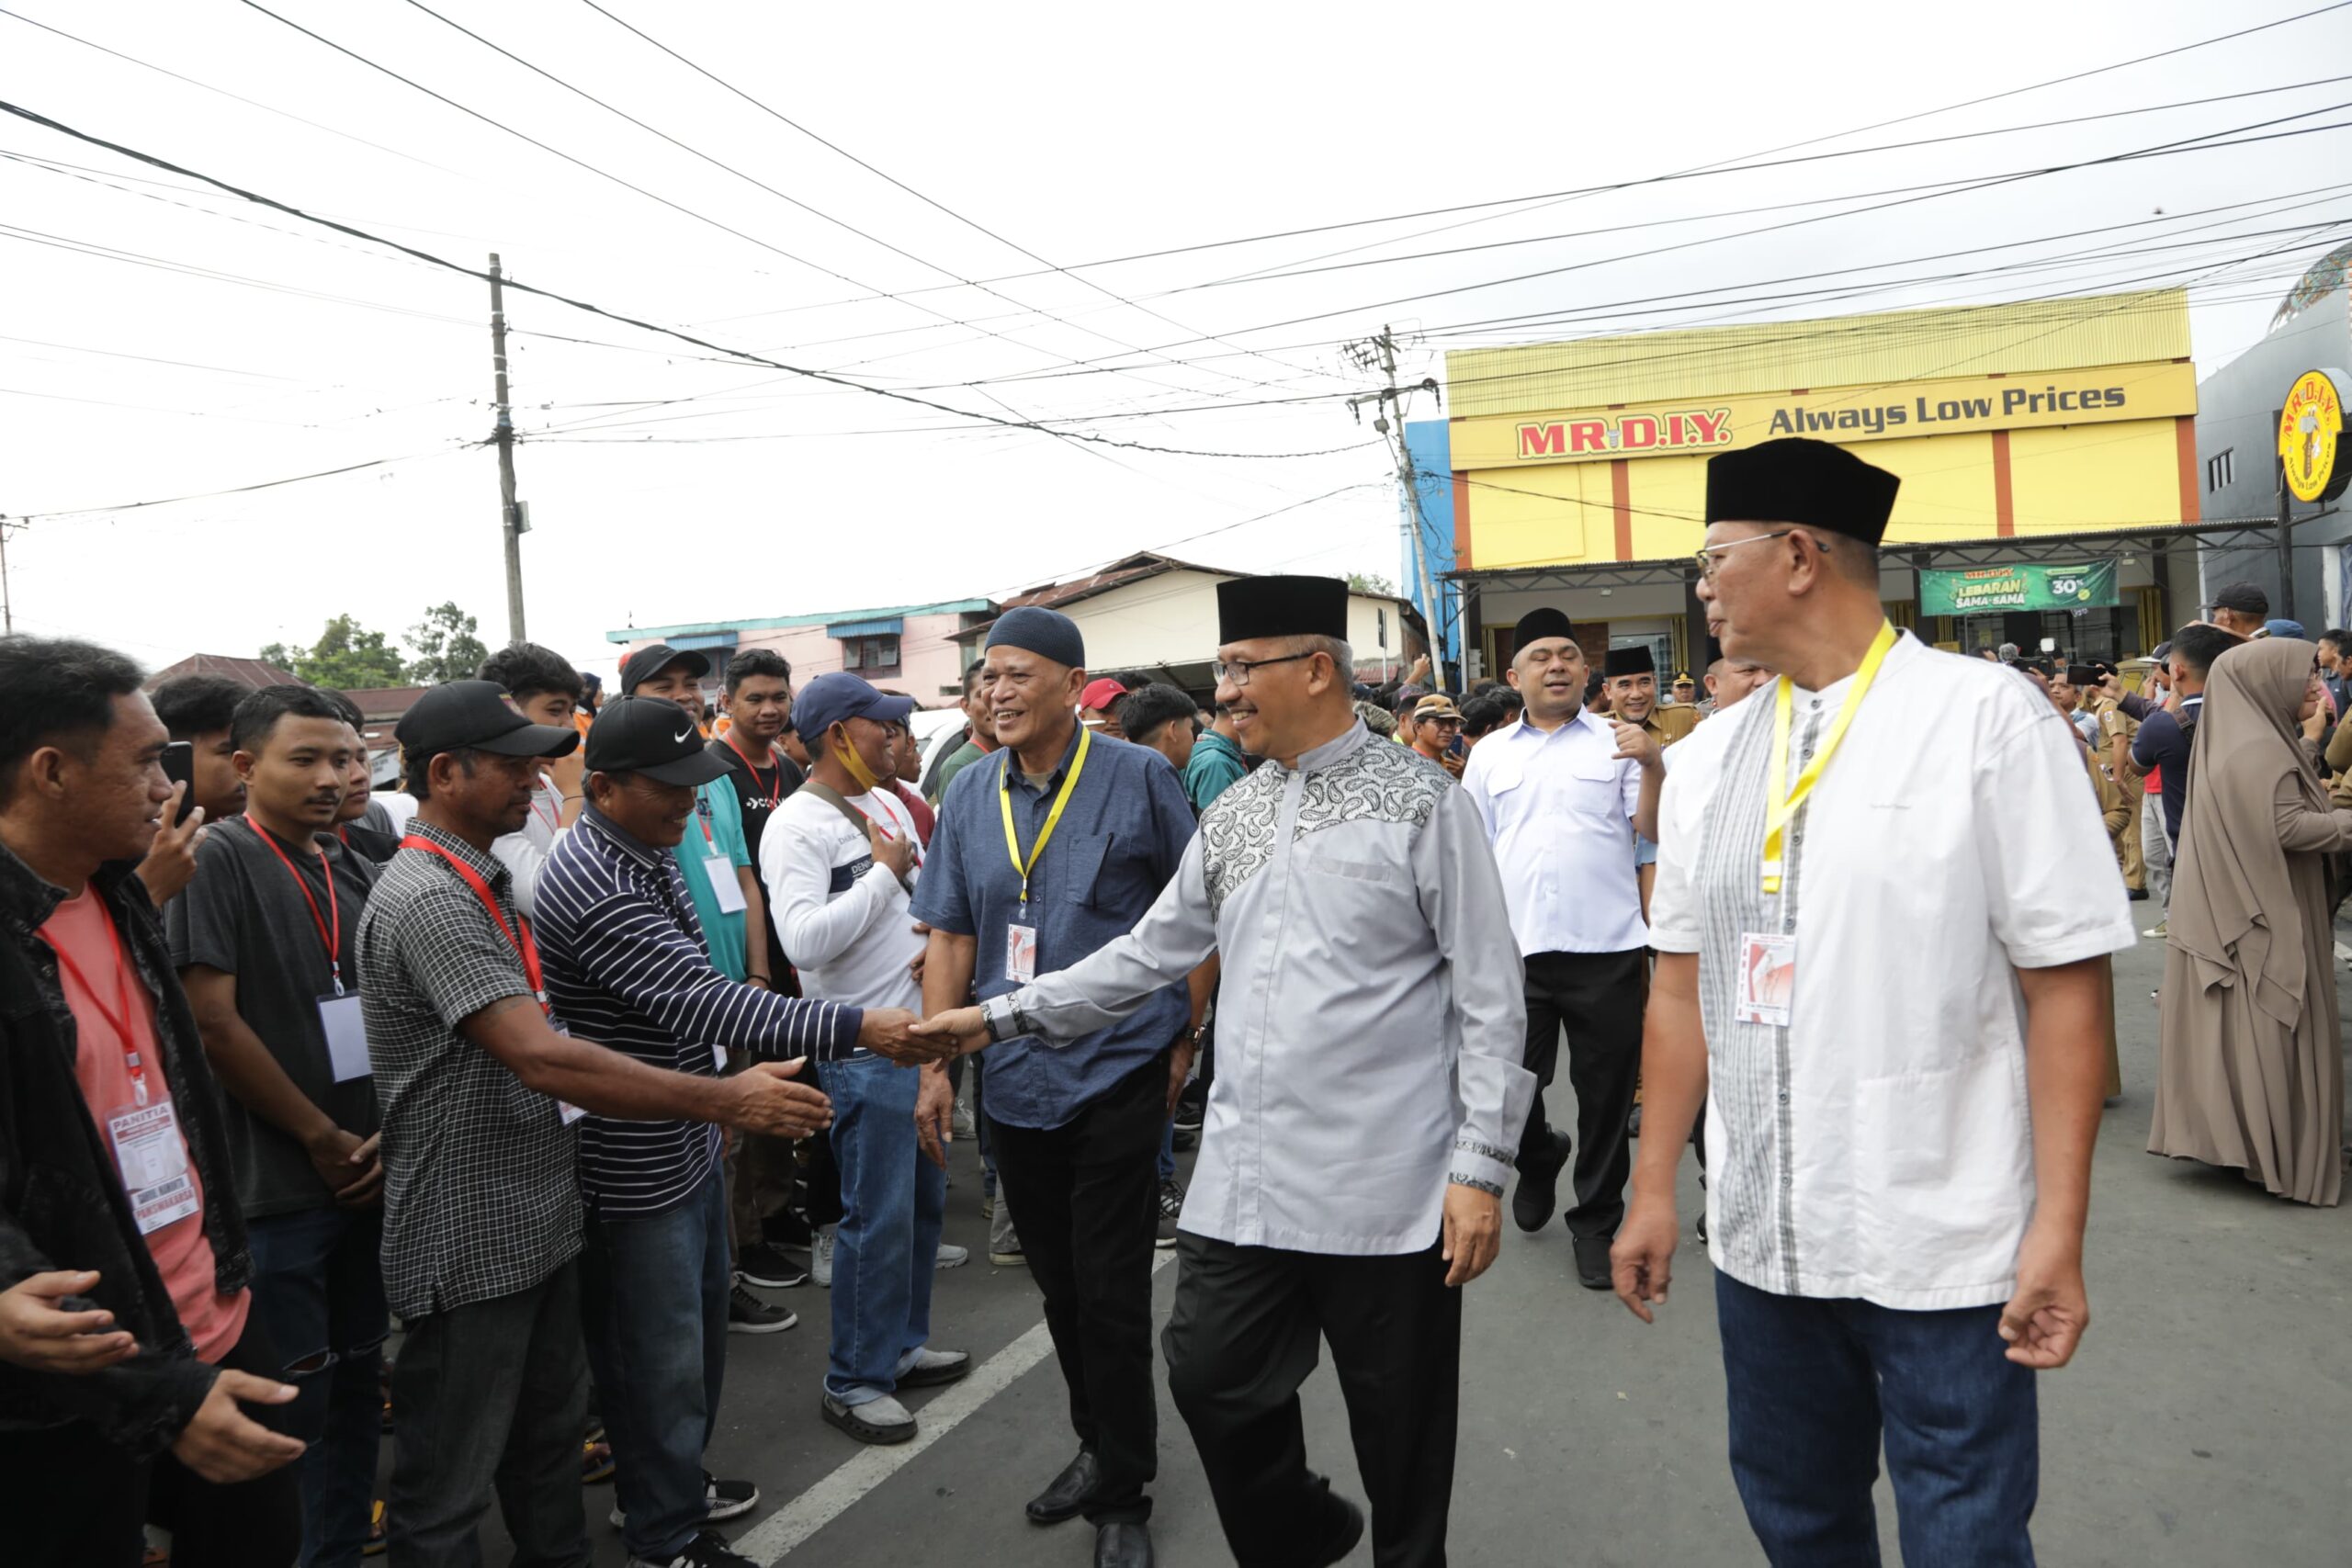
[{"left": 529, "top": 699, "right": 945, "bottom": 1568}]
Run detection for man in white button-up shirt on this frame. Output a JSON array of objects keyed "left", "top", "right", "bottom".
[
  {"left": 1614, "top": 438, "right": 2131, "bottom": 1565},
  {"left": 1459, "top": 606, "right": 1663, "bottom": 1291},
  {"left": 920, "top": 575, "right": 1532, "bottom": 1568}
]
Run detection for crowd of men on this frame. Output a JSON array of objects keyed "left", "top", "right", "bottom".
[{"left": 0, "top": 434, "right": 2323, "bottom": 1568}]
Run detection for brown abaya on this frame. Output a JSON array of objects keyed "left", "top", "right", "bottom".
[{"left": 2150, "top": 637, "right": 2346, "bottom": 1205}]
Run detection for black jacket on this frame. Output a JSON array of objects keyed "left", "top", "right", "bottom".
[{"left": 0, "top": 844, "right": 249, "bottom": 1458}]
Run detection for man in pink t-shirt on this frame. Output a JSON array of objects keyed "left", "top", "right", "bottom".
[{"left": 0, "top": 637, "right": 304, "bottom": 1567}]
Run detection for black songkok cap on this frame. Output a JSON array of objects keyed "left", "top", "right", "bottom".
[
  {"left": 1217, "top": 574, "right": 1348, "bottom": 643},
  {"left": 1603, "top": 645, "right": 1656, "bottom": 678},
  {"left": 985, "top": 605, "right": 1086, "bottom": 670},
  {"left": 1704, "top": 437, "right": 1901, "bottom": 546},
  {"left": 1513, "top": 607, "right": 1576, "bottom": 648}
]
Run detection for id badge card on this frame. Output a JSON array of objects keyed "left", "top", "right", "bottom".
[
  {"left": 706, "top": 857, "right": 746, "bottom": 915},
  {"left": 1735, "top": 931, "right": 1798, "bottom": 1028},
  {"left": 107, "top": 1101, "right": 199, "bottom": 1235},
  {"left": 1005, "top": 922, "right": 1038, "bottom": 985},
  {"left": 319, "top": 991, "right": 371, "bottom": 1083}
]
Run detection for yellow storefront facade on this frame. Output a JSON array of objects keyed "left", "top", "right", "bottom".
[{"left": 1443, "top": 290, "right": 2206, "bottom": 680}]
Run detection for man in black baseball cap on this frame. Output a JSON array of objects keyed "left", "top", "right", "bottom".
[
  {"left": 620, "top": 644, "right": 713, "bottom": 708},
  {"left": 2205, "top": 581, "right": 2269, "bottom": 638},
  {"left": 356, "top": 682, "right": 835, "bottom": 1568},
  {"left": 528, "top": 694, "right": 942, "bottom": 1568},
  {"left": 395, "top": 679, "right": 578, "bottom": 807}
]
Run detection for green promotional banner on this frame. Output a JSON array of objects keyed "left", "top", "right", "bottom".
[{"left": 1918, "top": 560, "right": 2119, "bottom": 616}]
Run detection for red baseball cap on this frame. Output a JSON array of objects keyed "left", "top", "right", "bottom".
[{"left": 1079, "top": 678, "right": 1129, "bottom": 711}]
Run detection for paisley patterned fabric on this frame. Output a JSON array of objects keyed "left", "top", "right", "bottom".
[{"left": 1201, "top": 732, "right": 1451, "bottom": 918}]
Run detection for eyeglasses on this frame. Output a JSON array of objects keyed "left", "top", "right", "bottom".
[
  {"left": 1213, "top": 650, "right": 1316, "bottom": 686},
  {"left": 1691, "top": 528, "right": 1804, "bottom": 581}
]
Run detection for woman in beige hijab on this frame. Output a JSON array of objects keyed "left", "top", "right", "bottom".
[{"left": 2150, "top": 637, "right": 2346, "bottom": 1205}]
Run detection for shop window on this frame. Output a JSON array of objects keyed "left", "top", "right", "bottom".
[
  {"left": 2207, "top": 448, "right": 2234, "bottom": 492},
  {"left": 842, "top": 633, "right": 900, "bottom": 676}
]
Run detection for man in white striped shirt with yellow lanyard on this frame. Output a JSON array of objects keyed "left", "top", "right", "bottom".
[{"left": 1612, "top": 438, "right": 2130, "bottom": 1565}]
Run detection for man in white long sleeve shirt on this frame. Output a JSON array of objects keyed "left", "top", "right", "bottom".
[
  {"left": 761, "top": 674, "right": 967, "bottom": 1447},
  {"left": 920, "top": 576, "right": 1532, "bottom": 1568}
]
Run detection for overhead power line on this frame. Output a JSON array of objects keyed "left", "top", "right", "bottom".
[
  {"left": 572, "top": 0, "right": 1330, "bottom": 389},
  {"left": 950, "top": 100, "right": 2352, "bottom": 378},
  {"left": 0, "top": 99, "right": 1374, "bottom": 463},
  {"left": 0, "top": 5, "right": 470, "bottom": 177},
  {"left": 683, "top": 4, "right": 2352, "bottom": 328},
  {"left": 390, "top": 0, "right": 1291, "bottom": 406},
  {"left": 9, "top": 447, "right": 472, "bottom": 522}
]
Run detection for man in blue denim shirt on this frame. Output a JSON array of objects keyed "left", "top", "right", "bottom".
[{"left": 912, "top": 607, "right": 1202, "bottom": 1568}]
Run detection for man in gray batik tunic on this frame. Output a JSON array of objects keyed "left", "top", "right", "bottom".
[{"left": 921, "top": 575, "right": 1532, "bottom": 1568}]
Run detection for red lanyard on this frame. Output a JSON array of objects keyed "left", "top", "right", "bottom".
[
  {"left": 39, "top": 895, "right": 152, "bottom": 1107},
  {"left": 401, "top": 835, "right": 547, "bottom": 1010},
  {"left": 724, "top": 732, "right": 783, "bottom": 807},
  {"left": 695, "top": 795, "right": 717, "bottom": 848},
  {"left": 242, "top": 818, "right": 345, "bottom": 994}
]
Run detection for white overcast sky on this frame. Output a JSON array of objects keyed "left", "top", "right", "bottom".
[{"left": 5, "top": 0, "right": 2348, "bottom": 684}]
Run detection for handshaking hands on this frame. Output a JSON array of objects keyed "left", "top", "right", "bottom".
[
  {"left": 905, "top": 1006, "right": 992, "bottom": 1059},
  {"left": 857, "top": 1006, "right": 986, "bottom": 1065}
]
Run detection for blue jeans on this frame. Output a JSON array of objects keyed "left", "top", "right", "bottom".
[
  {"left": 816, "top": 1054, "right": 945, "bottom": 1404},
  {"left": 246, "top": 1204, "right": 387, "bottom": 1568},
  {"left": 580, "top": 1165, "right": 732, "bottom": 1560},
  {"left": 1714, "top": 1271, "right": 2039, "bottom": 1566}
]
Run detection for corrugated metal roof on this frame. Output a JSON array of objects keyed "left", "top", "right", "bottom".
[{"left": 1443, "top": 290, "right": 2191, "bottom": 418}]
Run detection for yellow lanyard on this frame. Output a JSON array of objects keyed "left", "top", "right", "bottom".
[
  {"left": 1762, "top": 622, "right": 1896, "bottom": 894},
  {"left": 1000, "top": 727, "right": 1091, "bottom": 908}
]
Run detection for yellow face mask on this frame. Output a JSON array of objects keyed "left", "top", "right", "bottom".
[{"left": 831, "top": 728, "right": 882, "bottom": 794}]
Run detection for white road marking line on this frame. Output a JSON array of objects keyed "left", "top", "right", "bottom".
[
  {"left": 740, "top": 1249, "right": 1178, "bottom": 1563},
  {"left": 2335, "top": 940, "right": 2352, "bottom": 965}
]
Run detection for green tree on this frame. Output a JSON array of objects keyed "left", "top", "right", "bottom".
[
  {"left": 404, "top": 601, "right": 490, "bottom": 685},
  {"left": 1346, "top": 571, "right": 1398, "bottom": 596},
  {"left": 259, "top": 615, "right": 408, "bottom": 690}
]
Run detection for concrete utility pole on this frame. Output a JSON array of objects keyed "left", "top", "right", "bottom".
[
  {"left": 0, "top": 516, "right": 14, "bottom": 635},
  {"left": 489, "top": 253, "right": 526, "bottom": 643},
  {"left": 1349, "top": 325, "right": 1445, "bottom": 677}
]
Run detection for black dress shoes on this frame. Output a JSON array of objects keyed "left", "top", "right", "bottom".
[
  {"left": 1094, "top": 1521, "right": 1152, "bottom": 1568},
  {"left": 1572, "top": 1232, "right": 1614, "bottom": 1291},
  {"left": 1026, "top": 1449, "right": 1099, "bottom": 1525},
  {"left": 1510, "top": 1130, "right": 1570, "bottom": 1233},
  {"left": 1306, "top": 1493, "right": 1366, "bottom": 1567}
]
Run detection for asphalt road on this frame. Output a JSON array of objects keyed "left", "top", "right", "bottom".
[{"left": 462, "top": 922, "right": 2350, "bottom": 1567}]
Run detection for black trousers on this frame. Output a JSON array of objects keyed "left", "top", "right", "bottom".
[
  {"left": 0, "top": 1312, "right": 302, "bottom": 1568},
  {"left": 1164, "top": 1232, "right": 1463, "bottom": 1568},
  {"left": 985, "top": 1051, "right": 1166, "bottom": 1524},
  {"left": 1516, "top": 948, "right": 1647, "bottom": 1240},
  {"left": 387, "top": 1261, "right": 590, "bottom": 1567}
]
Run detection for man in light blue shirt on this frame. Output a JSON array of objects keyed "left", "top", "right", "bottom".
[{"left": 910, "top": 607, "right": 1201, "bottom": 1568}]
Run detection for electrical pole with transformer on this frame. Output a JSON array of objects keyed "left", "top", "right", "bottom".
[{"left": 1347, "top": 324, "right": 1446, "bottom": 681}]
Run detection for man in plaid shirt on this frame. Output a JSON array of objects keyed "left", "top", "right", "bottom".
[{"left": 357, "top": 683, "right": 858, "bottom": 1568}]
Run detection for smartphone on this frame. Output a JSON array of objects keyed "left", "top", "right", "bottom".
[{"left": 160, "top": 740, "right": 198, "bottom": 825}]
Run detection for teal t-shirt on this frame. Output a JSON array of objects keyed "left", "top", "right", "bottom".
[{"left": 670, "top": 773, "right": 754, "bottom": 981}]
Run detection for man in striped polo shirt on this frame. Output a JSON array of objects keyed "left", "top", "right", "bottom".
[{"left": 535, "top": 697, "right": 945, "bottom": 1568}]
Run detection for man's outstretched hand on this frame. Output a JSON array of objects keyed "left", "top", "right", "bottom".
[
  {"left": 910, "top": 1006, "right": 990, "bottom": 1058},
  {"left": 726, "top": 1059, "right": 832, "bottom": 1138}
]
